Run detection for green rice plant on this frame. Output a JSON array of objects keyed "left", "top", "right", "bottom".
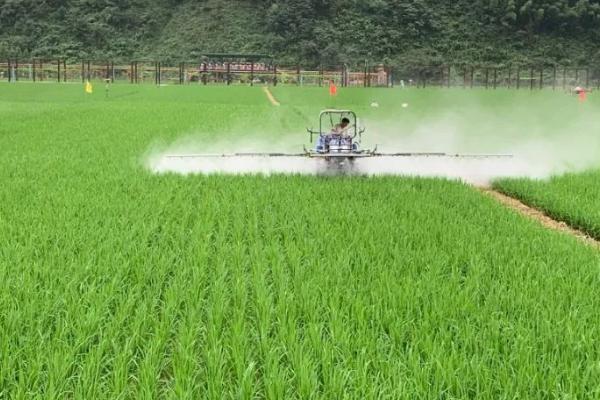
[
  {"left": 2, "top": 83, "right": 600, "bottom": 399},
  {"left": 495, "top": 171, "right": 600, "bottom": 239}
]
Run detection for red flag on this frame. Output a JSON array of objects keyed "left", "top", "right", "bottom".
[
  {"left": 329, "top": 80, "right": 337, "bottom": 96},
  {"left": 579, "top": 89, "right": 587, "bottom": 102}
]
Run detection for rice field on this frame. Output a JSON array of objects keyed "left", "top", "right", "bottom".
[
  {"left": 494, "top": 172, "right": 600, "bottom": 240},
  {"left": 2, "top": 83, "right": 600, "bottom": 398}
]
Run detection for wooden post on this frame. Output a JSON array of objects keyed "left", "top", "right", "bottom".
[
  {"left": 87, "top": 60, "right": 90, "bottom": 81},
  {"left": 470, "top": 66, "right": 474, "bottom": 88},
  {"left": 388, "top": 65, "right": 393, "bottom": 88},
  {"left": 463, "top": 67, "right": 467, "bottom": 88},
  {"left": 508, "top": 67, "right": 511, "bottom": 88},
  {"left": 273, "top": 65, "right": 277, "bottom": 86},
  {"left": 562, "top": 67, "right": 566, "bottom": 91},
  {"left": 250, "top": 61, "right": 254, "bottom": 86},
  {"left": 226, "top": 62, "right": 231, "bottom": 85},
  {"left": 553, "top": 66, "right": 556, "bottom": 90},
  {"left": 63, "top": 59, "right": 67, "bottom": 82},
  {"left": 111, "top": 61, "right": 114, "bottom": 83},
  {"left": 539, "top": 68, "right": 543, "bottom": 90},
  {"left": 296, "top": 64, "right": 300, "bottom": 86},
  {"left": 57, "top": 59, "right": 61, "bottom": 82},
  {"left": 530, "top": 67, "right": 534, "bottom": 90},
  {"left": 7, "top": 59, "right": 11, "bottom": 82},
  {"left": 493, "top": 68, "right": 497, "bottom": 89},
  {"left": 33, "top": 59, "right": 36, "bottom": 82},
  {"left": 81, "top": 61, "right": 85, "bottom": 83},
  {"left": 586, "top": 68, "right": 590, "bottom": 88},
  {"left": 447, "top": 65, "right": 451, "bottom": 88},
  {"left": 363, "top": 61, "right": 368, "bottom": 88},
  {"left": 485, "top": 68, "right": 489, "bottom": 89},
  {"left": 202, "top": 62, "right": 207, "bottom": 85},
  {"left": 516, "top": 67, "right": 520, "bottom": 89}
]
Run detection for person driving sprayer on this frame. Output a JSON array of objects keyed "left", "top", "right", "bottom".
[
  {"left": 315, "top": 116, "right": 353, "bottom": 152},
  {"left": 331, "top": 117, "right": 351, "bottom": 136}
]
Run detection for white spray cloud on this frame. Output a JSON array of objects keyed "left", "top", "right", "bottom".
[{"left": 146, "top": 101, "right": 600, "bottom": 186}]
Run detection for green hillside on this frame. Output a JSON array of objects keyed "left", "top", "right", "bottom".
[{"left": 2, "top": 0, "right": 600, "bottom": 67}]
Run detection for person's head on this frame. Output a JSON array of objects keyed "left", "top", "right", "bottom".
[{"left": 340, "top": 117, "right": 350, "bottom": 128}]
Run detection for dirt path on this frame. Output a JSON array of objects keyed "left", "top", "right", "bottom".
[
  {"left": 263, "top": 87, "right": 280, "bottom": 106},
  {"left": 479, "top": 188, "right": 600, "bottom": 248}
]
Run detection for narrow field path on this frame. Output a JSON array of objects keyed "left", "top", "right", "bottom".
[
  {"left": 262, "top": 87, "right": 280, "bottom": 106},
  {"left": 479, "top": 188, "right": 600, "bottom": 248}
]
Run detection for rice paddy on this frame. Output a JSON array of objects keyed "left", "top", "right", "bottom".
[{"left": 2, "top": 82, "right": 600, "bottom": 398}]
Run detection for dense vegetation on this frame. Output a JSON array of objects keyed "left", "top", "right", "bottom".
[
  {"left": 2, "top": 0, "right": 600, "bottom": 67},
  {"left": 3, "top": 84, "right": 600, "bottom": 398},
  {"left": 495, "top": 171, "right": 600, "bottom": 239}
]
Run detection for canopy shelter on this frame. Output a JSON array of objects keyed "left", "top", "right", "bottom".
[
  {"left": 197, "top": 53, "right": 275, "bottom": 85},
  {"left": 198, "top": 53, "right": 277, "bottom": 85}
]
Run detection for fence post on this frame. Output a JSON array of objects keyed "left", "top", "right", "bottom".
[
  {"left": 529, "top": 67, "right": 534, "bottom": 90},
  {"left": 463, "top": 67, "right": 467, "bottom": 88},
  {"left": 319, "top": 65, "right": 323, "bottom": 87},
  {"left": 57, "top": 59, "right": 61, "bottom": 82},
  {"left": 226, "top": 62, "right": 231, "bottom": 85},
  {"left": 484, "top": 68, "right": 489, "bottom": 89},
  {"left": 447, "top": 65, "right": 451, "bottom": 88},
  {"left": 562, "top": 67, "right": 566, "bottom": 90},
  {"left": 493, "top": 68, "right": 497, "bottom": 89},
  {"left": 363, "top": 61, "right": 368, "bottom": 88},
  {"left": 553, "top": 66, "right": 556, "bottom": 90},
  {"left": 63, "top": 59, "right": 67, "bottom": 82},
  {"left": 7, "top": 59, "right": 11, "bottom": 82},
  {"left": 250, "top": 62, "right": 254, "bottom": 86},
  {"left": 273, "top": 65, "right": 277, "bottom": 86},
  {"left": 507, "top": 67, "right": 511, "bottom": 88},
  {"left": 516, "top": 67, "right": 520, "bottom": 89},
  {"left": 586, "top": 68, "right": 590, "bottom": 88},
  {"left": 438, "top": 65, "right": 443, "bottom": 87},
  {"left": 33, "top": 59, "right": 36, "bottom": 82},
  {"left": 470, "top": 66, "right": 474, "bottom": 88},
  {"left": 87, "top": 60, "right": 90, "bottom": 81},
  {"left": 539, "top": 68, "right": 543, "bottom": 89}
]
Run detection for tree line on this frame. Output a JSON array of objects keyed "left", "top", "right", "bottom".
[{"left": 1, "top": 0, "right": 600, "bottom": 68}]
